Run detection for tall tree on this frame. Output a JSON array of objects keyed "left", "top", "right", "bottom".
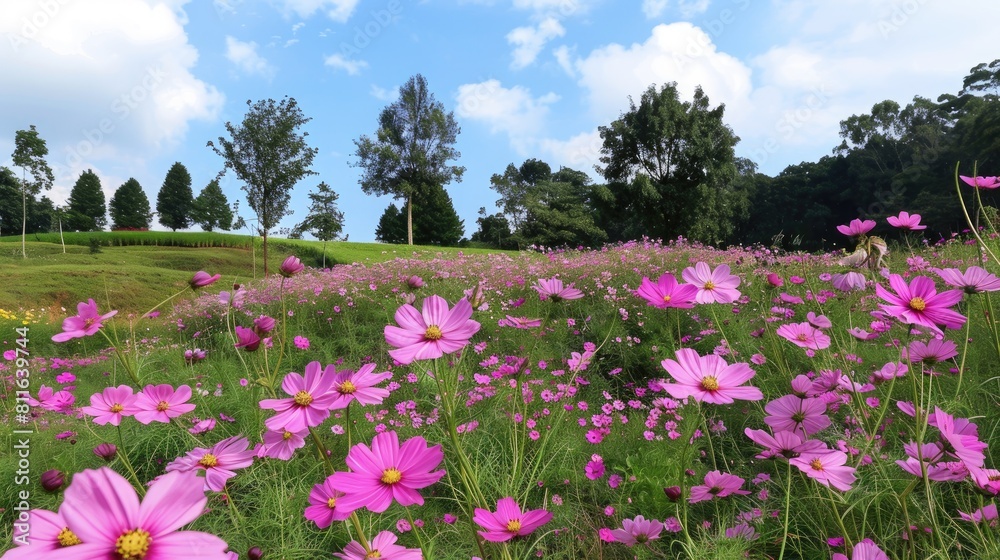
[
  {"left": 353, "top": 74, "right": 465, "bottom": 245},
  {"left": 66, "top": 170, "right": 106, "bottom": 231},
  {"left": 597, "top": 83, "right": 742, "bottom": 244},
  {"left": 208, "top": 97, "right": 318, "bottom": 276},
  {"left": 109, "top": 178, "right": 153, "bottom": 230},
  {"left": 471, "top": 207, "right": 516, "bottom": 249},
  {"left": 0, "top": 167, "right": 21, "bottom": 237},
  {"left": 489, "top": 158, "right": 551, "bottom": 231},
  {"left": 293, "top": 181, "right": 345, "bottom": 267},
  {"left": 375, "top": 203, "right": 406, "bottom": 244},
  {"left": 12, "top": 125, "right": 54, "bottom": 258},
  {"left": 157, "top": 162, "right": 194, "bottom": 231},
  {"left": 374, "top": 184, "right": 464, "bottom": 246},
  {"left": 191, "top": 179, "right": 234, "bottom": 232},
  {"left": 516, "top": 171, "right": 607, "bottom": 249}
]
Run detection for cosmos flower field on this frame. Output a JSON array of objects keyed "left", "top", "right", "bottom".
[{"left": 4, "top": 186, "right": 1000, "bottom": 559}]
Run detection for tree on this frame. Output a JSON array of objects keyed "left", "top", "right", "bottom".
[
  {"left": 373, "top": 184, "right": 464, "bottom": 246},
  {"left": 292, "top": 182, "right": 344, "bottom": 267},
  {"left": 109, "top": 178, "right": 153, "bottom": 230},
  {"left": 191, "top": 179, "right": 234, "bottom": 232},
  {"left": 0, "top": 167, "right": 21, "bottom": 237},
  {"left": 516, "top": 173, "right": 607, "bottom": 249},
  {"left": 470, "top": 207, "right": 516, "bottom": 249},
  {"left": 375, "top": 203, "right": 406, "bottom": 244},
  {"left": 597, "top": 83, "right": 742, "bottom": 244},
  {"left": 489, "top": 158, "right": 551, "bottom": 231},
  {"left": 208, "top": 97, "right": 318, "bottom": 276},
  {"left": 353, "top": 74, "right": 465, "bottom": 245},
  {"left": 66, "top": 170, "right": 107, "bottom": 231},
  {"left": 12, "top": 125, "right": 54, "bottom": 258},
  {"left": 157, "top": 162, "right": 194, "bottom": 231}
]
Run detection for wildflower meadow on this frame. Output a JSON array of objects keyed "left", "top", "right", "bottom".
[{"left": 5, "top": 173, "right": 1000, "bottom": 559}]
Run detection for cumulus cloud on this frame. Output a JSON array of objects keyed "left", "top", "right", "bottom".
[
  {"left": 455, "top": 80, "right": 559, "bottom": 153},
  {"left": 370, "top": 84, "right": 400, "bottom": 101},
  {"left": 512, "top": 0, "right": 594, "bottom": 17},
  {"left": 507, "top": 17, "right": 565, "bottom": 70},
  {"left": 225, "top": 36, "right": 277, "bottom": 79},
  {"left": 642, "top": 0, "right": 668, "bottom": 18},
  {"left": 271, "top": 0, "right": 359, "bottom": 22},
  {"left": 324, "top": 53, "right": 368, "bottom": 75}
]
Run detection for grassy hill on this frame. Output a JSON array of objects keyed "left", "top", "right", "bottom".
[{"left": 0, "top": 231, "right": 513, "bottom": 318}]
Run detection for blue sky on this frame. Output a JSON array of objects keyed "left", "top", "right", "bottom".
[{"left": 2, "top": 0, "right": 999, "bottom": 242}]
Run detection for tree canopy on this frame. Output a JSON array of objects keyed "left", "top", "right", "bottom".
[
  {"left": 157, "top": 162, "right": 194, "bottom": 231},
  {"left": 191, "top": 179, "right": 234, "bottom": 232},
  {"left": 110, "top": 178, "right": 153, "bottom": 230},
  {"left": 67, "top": 170, "right": 107, "bottom": 231},
  {"left": 12, "top": 125, "right": 54, "bottom": 257},
  {"left": 293, "top": 181, "right": 345, "bottom": 267}
]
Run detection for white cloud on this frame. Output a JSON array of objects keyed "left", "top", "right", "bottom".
[
  {"left": 455, "top": 80, "right": 559, "bottom": 153},
  {"left": 324, "top": 53, "right": 368, "bottom": 75},
  {"left": 225, "top": 36, "right": 277, "bottom": 79},
  {"left": 271, "top": 0, "right": 359, "bottom": 22},
  {"left": 506, "top": 17, "right": 565, "bottom": 70},
  {"left": 291, "top": 22, "right": 306, "bottom": 34},
  {"left": 539, "top": 130, "right": 604, "bottom": 173},
  {"left": 553, "top": 45, "right": 575, "bottom": 77},
  {"left": 0, "top": 0, "right": 224, "bottom": 189},
  {"left": 512, "top": 0, "right": 594, "bottom": 17},
  {"left": 642, "top": 0, "right": 668, "bottom": 19},
  {"left": 370, "top": 84, "right": 400, "bottom": 101}
]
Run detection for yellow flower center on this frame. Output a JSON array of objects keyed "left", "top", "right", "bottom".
[
  {"left": 57, "top": 527, "right": 82, "bottom": 547},
  {"left": 809, "top": 458, "right": 824, "bottom": 471},
  {"left": 198, "top": 453, "right": 218, "bottom": 468},
  {"left": 506, "top": 519, "right": 522, "bottom": 533},
  {"left": 701, "top": 376, "right": 720, "bottom": 391},
  {"left": 366, "top": 551, "right": 382, "bottom": 559},
  {"left": 84, "top": 317, "right": 97, "bottom": 329},
  {"left": 294, "top": 390, "right": 313, "bottom": 406},
  {"left": 339, "top": 380, "right": 357, "bottom": 394},
  {"left": 115, "top": 528, "right": 152, "bottom": 559},
  {"left": 424, "top": 325, "right": 443, "bottom": 341},
  {"left": 909, "top": 297, "right": 927, "bottom": 311},
  {"left": 703, "top": 281, "right": 716, "bottom": 290},
  {"left": 110, "top": 403, "right": 124, "bottom": 413},
  {"left": 662, "top": 295, "right": 672, "bottom": 303},
  {"left": 283, "top": 430, "right": 293, "bottom": 440},
  {"left": 155, "top": 401, "right": 169, "bottom": 412},
  {"left": 381, "top": 468, "right": 402, "bottom": 485},
  {"left": 796, "top": 333, "right": 808, "bottom": 341},
  {"left": 327, "top": 497, "right": 337, "bottom": 509}
]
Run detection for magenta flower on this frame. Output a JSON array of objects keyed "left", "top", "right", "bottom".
[
  {"left": 384, "top": 295, "right": 481, "bottom": 365},
  {"left": 689, "top": 470, "right": 749, "bottom": 503},
  {"left": 533, "top": 277, "right": 584, "bottom": 302},
  {"left": 744, "top": 428, "right": 827, "bottom": 460},
  {"left": 585, "top": 455, "right": 605, "bottom": 480},
  {"left": 304, "top": 475, "right": 353, "bottom": 528},
  {"left": 932, "top": 407, "right": 986, "bottom": 468},
  {"left": 334, "top": 530, "right": 422, "bottom": 560},
  {"left": 56, "top": 467, "right": 229, "bottom": 559},
  {"left": 253, "top": 315, "right": 276, "bottom": 335},
  {"left": 166, "top": 435, "right": 255, "bottom": 492},
  {"left": 190, "top": 271, "right": 221, "bottom": 289},
  {"left": 832, "top": 538, "right": 889, "bottom": 560},
  {"left": 876, "top": 274, "right": 965, "bottom": 334},
  {"left": 81, "top": 385, "right": 138, "bottom": 426},
  {"left": 258, "top": 427, "right": 307, "bottom": 460},
  {"left": 635, "top": 273, "right": 698, "bottom": 309},
  {"left": 499, "top": 315, "right": 543, "bottom": 329},
  {"left": 681, "top": 262, "right": 742, "bottom": 304},
  {"left": 660, "top": 348, "right": 763, "bottom": 404},
  {"left": 887, "top": 211, "right": 926, "bottom": 230},
  {"left": 280, "top": 255, "right": 305, "bottom": 277},
  {"left": 960, "top": 175, "right": 1000, "bottom": 189},
  {"left": 610, "top": 515, "right": 664, "bottom": 546},
  {"left": 328, "top": 362, "right": 392, "bottom": 409},
  {"left": 132, "top": 384, "right": 196, "bottom": 424},
  {"left": 473, "top": 497, "right": 553, "bottom": 542},
  {"left": 776, "top": 322, "right": 831, "bottom": 350},
  {"left": 6, "top": 508, "right": 80, "bottom": 557},
  {"left": 958, "top": 504, "right": 999, "bottom": 525},
  {"left": 405, "top": 275, "right": 425, "bottom": 289},
  {"left": 935, "top": 266, "right": 1000, "bottom": 294},
  {"left": 906, "top": 338, "right": 958, "bottom": 365},
  {"left": 763, "top": 394, "right": 831, "bottom": 437},
  {"left": 832, "top": 272, "right": 867, "bottom": 292},
  {"left": 27, "top": 385, "right": 76, "bottom": 412},
  {"left": 330, "top": 430, "right": 445, "bottom": 513},
  {"left": 836, "top": 218, "right": 876, "bottom": 237},
  {"left": 260, "top": 361, "right": 339, "bottom": 432},
  {"left": 234, "top": 326, "right": 262, "bottom": 351},
  {"left": 293, "top": 335, "right": 310, "bottom": 349},
  {"left": 789, "top": 449, "right": 856, "bottom": 491},
  {"left": 51, "top": 299, "right": 118, "bottom": 343}
]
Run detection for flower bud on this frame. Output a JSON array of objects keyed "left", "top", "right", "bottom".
[
  {"left": 279, "top": 256, "right": 304, "bottom": 278},
  {"left": 247, "top": 546, "right": 264, "bottom": 560},
  {"left": 663, "top": 486, "right": 682, "bottom": 502},
  {"left": 41, "top": 469, "right": 65, "bottom": 492},
  {"left": 766, "top": 273, "right": 783, "bottom": 288},
  {"left": 93, "top": 443, "right": 118, "bottom": 461}
]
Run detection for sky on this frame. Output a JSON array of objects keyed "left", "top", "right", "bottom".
[{"left": 2, "top": 0, "right": 999, "bottom": 242}]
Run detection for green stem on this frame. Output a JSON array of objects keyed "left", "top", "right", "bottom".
[
  {"left": 777, "top": 460, "right": 794, "bottom": 560},
  {"left": 115, "top": 424, "right": 145, "bottom": 497}
]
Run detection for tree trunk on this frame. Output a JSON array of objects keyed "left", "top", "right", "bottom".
[
  {"left": 21, "top": 178, "right": 26, "bottom": 259},
  {"left": 59, "top": 217, "right": 65, "bottom": 253},
  {"left": 407, "top": 193, "right": 413, "bottom": 245},
  {"left": 322, "top": 239, "right": 327, "bottom": 268},
  {"left": 262, "top": 229, "right": 269, "bottom": 277}
]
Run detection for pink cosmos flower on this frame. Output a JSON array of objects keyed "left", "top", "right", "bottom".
[
  {"left": 253, "top": 315, "right": 276, "bottom": 335},
  {"left": 330, "top": 430, "right": 445, "bottom": 513},
  {"left": 934, "top": 266, "right": 1000, "bottom": 294},
  {"left": 51, "top": 299, "right": 118, "bottom": 343},
  {"left": 384, "top": 295, "right": 481, "bottom": 365},
  {"left": 960, "top": 175, "right": 1000, "bottom": 189},
  {"left": 681, "top": 262, "right": 742, "bottom": 304},
  {"left": 958, "top": 504, "right": 999, "bottom": 525},
  {"left": 132, "top": 384, "right": 196, "bottom": 424},
  {"left": 776, "top": 322, "right": 831, "bottom": 350},
  {"left": 189, "top": 418, "right": 216, "bottom": 435},
  {"left": 190, "top": 271, "right": 221, "bottom": 289},
  {"left": 610, "top": 515, "right": 664, "bottom": 546},
  {"left": 832, "top": 272, "right": 867, "bottom": 292},
  {"left": 836, "top": 218, "right": 876, "bottom": 237},
  {"left": 259, "top": 361, "right": 339, "bottom": 432},
  {"left": 334, "top": 530, "right": 422, "bottom": 560},
  {"left": 660, "top": 348, "right": 763, "bottom": 404},
  {"left": 763, "top": 394, "right": 831, "bottom": 437},
  {"left": 895, "top": 441, "right": 968, "bottom": 482},
  {"left": 7, "top": 509, "right": 82, "bottom": 558},
  {"left": 832, "top": 538, "right": 889, "bottom": 560},
  {"left": 258, "top": 427, "right": 307, "bottom": 460},
  {"left": 328, "top": 362, "right": 392, "bottom": 409},
  {"left": 932, "top": 407, "right": 986, "bottom": 468},
  {"left": 81, "top": 385, "right": 138, "bottom": 426},
  {"left": 234, "top": 326, "right": 261, "bottom": 351},
  {"left": 27, "top": 385, "right": 76, "bottom": 413},
  {"left": 55, "top": 467, "right": 229, "bottom": 560},
  {"left": 280, "top": 255, "right": 305, "bottom": 277},
  {"left": 499, "top": 315, "right": 543, "bottom": 329},
  {"left": 906, "top": 338, "right": 958, "bottom": 365},
  {"left": 635, "top": 273, "right": 698, "bottom": 309},
  {"left": 533, "top": 277, "right": 584, "bottom": 302},
  {"left": 789, "top": 450, "right": 856, "bottom": 491},
  {"left": 689, "top": 470, "right": 749, "bottom": 503},
  {"left": 166, "top": 435, "right": 256, "bottom": 492},
  {"left": 304, "top": 475, "right": 353, "bottom": 528},
  {"left": 876, "top": 274, "right": 965, "bottom": 334},
  {"left": 473, "top": 497, "right": 553, "bottom": 542},
  {"left": 806, "top": 312, "right": 832, "bottom": 328},
  {"left": 888, "top": 211, "right": 927, "bottom": 231},
  {"left": 766, "top": 273, "right": 784, "bottom": 287},
  {"left": 744, "top": 428, "right": 827, "bottom": 460},
  {"left": 293, "top": 335, "right": 310, "bottom": 349},
  {"left": 970, "top": 466, "right": 1000, "bottom": 495},
  {"left": 585, "top": 455, "right": 605, "bottom": 480}
]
